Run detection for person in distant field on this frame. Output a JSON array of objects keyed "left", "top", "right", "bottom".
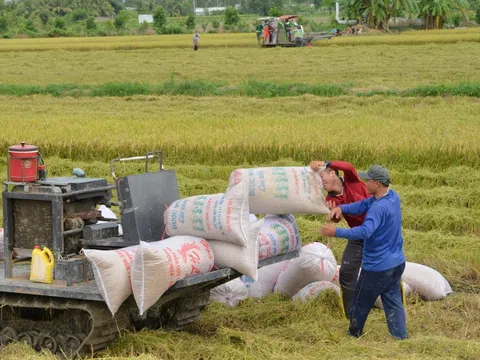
[
  {"left": 268, "top": 22, "right": 276, "bottom": 44},
  {"left": 319, "top": 165, "right": 407, "bottom": 340},
  {"left": 256, "top": 22, "right": 264, "bottom": 44},
  {"left": 310, "top": 160, "right": 370, "bottom": 319},
  {"left": 263, "top": 23, "right": 270, "bottom": 44},
  {"left": 193, "top": 30, "right": 200, "bottom": 51},
  {"left": 286, "top": 19, "right": 294, "bottom": 42}
]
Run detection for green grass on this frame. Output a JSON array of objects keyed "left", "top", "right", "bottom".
[
  {"left": 0, "top": 81, "right": 350, "bottom": 98},
  {"left": 1, "top": 81, "right": 480, "bottom": 98}
]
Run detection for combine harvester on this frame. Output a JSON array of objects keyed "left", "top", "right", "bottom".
[
  {"left": 0, "top": 144, "right": 297, "bottom": 357},
  {"left": 259, "top": 15, "right": 333, "bottom": 47}
]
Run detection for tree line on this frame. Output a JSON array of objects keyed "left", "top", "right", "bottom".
[{"left": 0, "top": 0, "right": 478, "bottom": 38}]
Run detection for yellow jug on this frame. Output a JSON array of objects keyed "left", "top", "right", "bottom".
[{"left": 30, "top": 245, "right": 55, "bottom": 284}]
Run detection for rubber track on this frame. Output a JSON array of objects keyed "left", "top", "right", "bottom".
[{"left": 0, "top": 294, "right": 129, "bottom": 357}]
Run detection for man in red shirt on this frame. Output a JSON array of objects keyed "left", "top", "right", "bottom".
[{"left": 310, "top": 160, "right": 370, "bottom": 318}]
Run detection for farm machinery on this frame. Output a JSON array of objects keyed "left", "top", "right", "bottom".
[
  {"left": 0, "top": 144, "right": 297, "bottom": 357},
  {"left": 259, "top": 15, "right": 333, "bottom": 48}
]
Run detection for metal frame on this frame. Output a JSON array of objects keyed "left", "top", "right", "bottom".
[
  {"left": 110, "top": 151, "right": 163, "bottom": 181},
  {"left": 2, "top": 182, "right": 114, "bottom": 279}
]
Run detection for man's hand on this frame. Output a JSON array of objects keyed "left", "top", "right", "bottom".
[
  {"left": 329, "top": 206, "right": 342, "bottom": 221},
  {"left": 310, "top": 161, "right": 326, "bottom": 172},
  {"left": 326, "top": 200, "right": 336, "bottom": 209},
  {"left": 319, "top": 224, "right": 336, "bottom": 237},
  {"left": 326, "top": 201, "right": 341, "bottom": 222}
]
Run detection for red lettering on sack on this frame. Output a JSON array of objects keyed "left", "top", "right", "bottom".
[
  {"left": 115, "top": 249, "right": 137, "bottom": 281},
  {"left": 188, "top": 251, "right": 201, "bottom": 264},
  {"left": 200, "top": 239, "right": 214, "bottom": 260},
  {"left": 205, "top": 198, "right": 213, "bottom": 231},
  {"left": 225, "top": 199, "right": 233, "bottom": 232},
  {"left": 177, "top": 242, "right": 201, "bottom": 263},
  {"left": 163, "top": 248, "right": 176, "bottom": 286}
]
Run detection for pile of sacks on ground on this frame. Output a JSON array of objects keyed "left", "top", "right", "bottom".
[
  {"left": 211, "top": 253, "right": 453, "bottom": 308},
  {"left": 203, "top": 170, "right": 453, "bottom": 309},
  {"left": 81, "top": 166, "right": 333, "bottom": 316}
]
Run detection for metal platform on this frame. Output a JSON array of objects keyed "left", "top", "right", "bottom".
[{"left": 0, "top": 250, "right": 299, "bottom": 302}]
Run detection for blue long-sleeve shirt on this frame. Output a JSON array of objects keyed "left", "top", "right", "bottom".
[{"left": 335, "top": 189, "right": 405, "bottom": 272}]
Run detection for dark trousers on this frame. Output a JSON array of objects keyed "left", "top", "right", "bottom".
[
  {"left": 193, "top": 44, "right": 198, "bottom": 51},
  {"left": 340, "top": 240, "right": 363, "bottom": 318},
  {"left": 349, "top": 262, "right": 407, "bottom": 340}
]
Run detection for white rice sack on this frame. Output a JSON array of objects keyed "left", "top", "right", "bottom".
[
  {"left": 242, "top": 260, "right": 288, "bottom": 298},
  {"left": 375, "top": 282, "right": 413, "bottom": 309},
  {"left": 131, "top": 236, "right": 214, "bottom": 315},
  {"left": 402, "top": 262, "right": 453, "bottom": 301},
  {"left": 208, "top": 219, "right": 261, "bottom": 280},
  {"left": 274, "top": 242, "right": 337, "bottom": 298},
  {"left": 83, "top": 244, "right": 143, "bottom": 316},
  {"left": 332, "top": 265, "right": 341, "bottom": 286},
  {"left": 293, "top": 281, "right": 340, "bottom": 302},
  {"left": 210, "top": 278, "right": 249, "bottom": 307},
  {"left": 98, "top": 205, "right": 123, "bottom": 236},
  {"left": 164, "top": 182, "right": 249, "bottom": 247},
  {"left": 258, "top": 214, "right": 301, "bottom": 260},
  {"left": 228, "top": 167, "right": 329, "bottom": 214}
]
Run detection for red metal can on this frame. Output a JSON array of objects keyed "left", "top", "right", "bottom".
[{"left": 8, "top": 142, "right": 39, "bottom": 182}]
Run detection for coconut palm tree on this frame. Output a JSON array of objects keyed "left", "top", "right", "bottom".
[
  {"left": 346, "top": 0, "right": 417, "bottom": 29},
  {"left": 418, "top": 0, "right": 468, "bottom": 29}
]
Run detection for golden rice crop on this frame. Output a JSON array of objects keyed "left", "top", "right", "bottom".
[
  {"left": 0, "top": 29, "right": 479, "bottom": 52},
  {"left": 0, "top": 43, "right": 479, "bottom": 89},
  {"left": 314, "top": 29, "right": 480, "bottom": 46},
  {"left": 0, "top": 95, "right": 478, "bottom": 168}
]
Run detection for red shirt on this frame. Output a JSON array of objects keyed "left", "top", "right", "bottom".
[{"left": 325, "top": 161, "right": 370, "bottom": 228}]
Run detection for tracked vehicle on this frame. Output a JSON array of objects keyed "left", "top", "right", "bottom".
[{"left": 0, "top": 146, "right": 297, "bottom": 357}]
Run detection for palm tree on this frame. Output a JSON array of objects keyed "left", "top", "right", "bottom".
[
  {"left": 163, "top": 0, "right": 182, "bottom": 16},
  {"left": 346, "top": 0, "right": 417, "bottom": 29},
  {"left": 418, "top": 0, "right": 468, "bottom": 29}
]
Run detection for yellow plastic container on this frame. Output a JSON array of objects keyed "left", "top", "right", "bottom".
[{"left": 30, "top": 245, "right": 54, "bottom": 284}]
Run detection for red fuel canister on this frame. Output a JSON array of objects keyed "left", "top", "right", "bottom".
[{"left": 8, "top": 142, "right": 39, "bottom": 182}]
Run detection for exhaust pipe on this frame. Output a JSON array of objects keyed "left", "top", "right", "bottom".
[{"left": 335, "top": 2, "right": 358, "bottom": 25}]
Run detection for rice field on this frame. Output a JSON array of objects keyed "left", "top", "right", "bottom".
[
  {"left": 1, "top": 42, "right": 479, "bottom": 89},
  {"left": 0, "top": 28, "right": 479, "bottom": 360},
  {"left": 0, "top": 28, "right": 479, "bottom": 52},
  {"left": 0, "top": 96, "right": 478, "bottom": 168}
]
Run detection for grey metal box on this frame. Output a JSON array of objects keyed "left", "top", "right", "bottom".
[{"left": 118, "top": 170, "right": 179, "bottom": 244}]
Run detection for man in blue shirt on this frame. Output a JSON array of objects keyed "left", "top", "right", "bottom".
[{"left": 319, "top": 165, "right": 407, "bottom": 340}]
